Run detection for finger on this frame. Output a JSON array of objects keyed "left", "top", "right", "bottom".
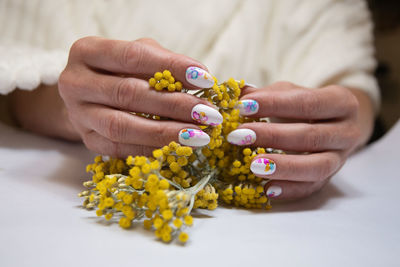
[
  {"left": 82, "top": 130, "right": 157, "bottom": 158},
  {"left": 263, "top": 180, "right": 328, "bottom": 201},
  {"left": 69, "top": 37, "right": 214, "bottom": 89},
  {"left": 227, "top": 121, "right": 358, "bottom": 151},
  {"left": 238, "top": 82, "right": 358, "bottom": 119},
  {"left": 78, "top": 104, "right": 211, "bottom": 147},
  {"left": 249, "top": 152, "right": 343, "bottom": 182},
  {"left": 64, "top": 69, "right": 222, "bottom": 125}
]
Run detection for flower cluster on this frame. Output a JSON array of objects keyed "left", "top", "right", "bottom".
[
  {"left": 80, "top": 142, "right": 210, "bottom": 244},
  {"left": 149, "top": 70, "right": 183, "bottom": 92},
  {"left": 79, "top": 70, "right": 283, "bottom": 244}
]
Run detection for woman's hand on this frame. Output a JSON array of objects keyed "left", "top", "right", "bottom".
[
  {"left": 228, "top": 82, "right": 375, "bottom": 200},
  {"left": 58, "top": 37, "right": 221, "bottom": 157}
]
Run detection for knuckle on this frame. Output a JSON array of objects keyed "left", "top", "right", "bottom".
[
  {"left": 166, "top": 53, "right": 184, "bottom": 72},
  {"left": 153, "top": 123, "right": 169, "bottom": 145},
  {"left": 314, "top": 155, "right": 338, "bottom": 182},
  {"left": 330, "top": 85, "right": 359, "bottom": 114},
  {"left": 267, "top": 93, "right": 280, "bottom": 115},
  {"left": 283, "top": 159, "right": 298, "bottom": 180},
  {"left": 135, "top": 37, "right": 157, "bottom": 45},
  {"left": 104, "top": 113, "right": 125, "bottom": 142},
  {"left": 325, "top": 84, "right": 339, "bottom": 92},
  {"left": 57, "top": 69, "right": 78, "bottom": 100},
  {"left": 267, "top": 126, "right": 281, "bottom": 147},
  {"left": 70, "top": 36, "right": 94, "bottom": 57},
  {"left": 273, "top": 81, "right": 295, "bottom": 89},
  {"left": 121, "top": 40, "right": 146, "bottom": 70},
  {"left": 346, "top": 126, "right": 362, "bottom": 148},
  {"left": 113, "top": 78, "right": 138, "bottom": 108},
  {"left": 331, "top": 85, "right": 349, "bottom": 97},
  {"left": 347, "top": 93, "right": 360, "bottom": 114},
  {"left": 300, "top": 90, "right": 321, "bottom": 117},
  {"left": 168, "top": 93, "right": 187, "bottom": 115},
  {"left": 306, "top": 125, "right": 323, "bottom": 151},
  {"left": 57, "top": 70, "right": 69, "bottom": 96}
]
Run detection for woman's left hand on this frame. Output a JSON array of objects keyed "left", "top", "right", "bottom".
[{"left": 228, "top": 82, "right": 375, "bottom": 200}]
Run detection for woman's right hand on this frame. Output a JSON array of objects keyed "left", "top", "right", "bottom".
[{"left": 59, "top": 37, "right": 222, "bottom": 157}]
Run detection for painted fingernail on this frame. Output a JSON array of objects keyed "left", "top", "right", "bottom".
[
  {"left": 186, "top": 66, "right": 215, "bottom": 88},
  {"left": 266, "top": 185, "right": 282, "bottom": 198},
  {"left": 250, "top": 158, "right": 276, "bottom": 175},
  {"left": 191, "top": 104, "right": 223, "bottom": 125},
  {"left": 178, "top": 129, "right": 210, "bottom": 147},
  {"left": 227, "top": 129, "right": 256, "bottom": 145},
  {"left": 236, "top": 100, "right": 259, "bottom": 115}
]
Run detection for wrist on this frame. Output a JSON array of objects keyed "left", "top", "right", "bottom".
[{"left": 9, "top": 84, "right": 81, "bottom": 141}]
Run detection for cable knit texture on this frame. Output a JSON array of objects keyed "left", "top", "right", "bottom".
[{"left": 0, "top": 0, "right": 380, "bottom": 111}]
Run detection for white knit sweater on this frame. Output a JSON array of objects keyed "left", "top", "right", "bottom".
[{"left": 0, "top": 0, "right": 380, "bottom": 111}]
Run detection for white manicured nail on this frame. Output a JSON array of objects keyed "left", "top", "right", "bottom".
[
  {"left": 178, "top": 129, "right": 210, "bottom": 147},
  {"left": 250, "top": 158, "right": 276, "bottom": 175},
  {"left": 191, "top": 104, "right": 223, "bottom": 126},
  {"left": 266, "top": 185, "right": 282, "bottom": 198},
  {"left": 227, "top": 129, "right": 256, "bottom": 145},
  {"left": 236, "top": 100, "right": 259, "bottom": 116},
  {"left": 186, "top": 66, "right": 215, "bottom": 88}
]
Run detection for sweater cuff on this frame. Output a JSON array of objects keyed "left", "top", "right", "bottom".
[{"left": 0, "top": 45, "right": 68, "bottom": 95}]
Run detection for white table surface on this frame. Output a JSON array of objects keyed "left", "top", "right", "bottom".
[{"left": 1, "top": 120, "right": 399, "bottom": 267}]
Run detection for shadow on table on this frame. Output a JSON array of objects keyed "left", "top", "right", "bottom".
[
  {"left": 216, "top": 176, "right": 361, "bottom": 213},
  {"left": 265, "top": 176, "right": 361, "bottom": 213},
  {"left": 269, "top": 182, "right": 345, "bottom": 212}
]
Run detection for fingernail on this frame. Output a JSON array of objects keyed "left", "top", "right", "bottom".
[
  {"left": 250, "top": 158, "right": 276, "bottom": 175},
  {"left": 178, "top": 129, "right": 210, "bottom": 147},
  {"left": 186, "top": 66, "right": 215, "bottom": 88},
  {"left": 236, "top": 100, "right": 259, "bottom": 115},
  {"left": 227, "top": 129, "right": 256, "bottom": 145},
  {"left": 191, "top": 104, "right": 223, "bottom": 126},
  {"left": 266, "top": 185, "right": 282, "bottom": 198}
]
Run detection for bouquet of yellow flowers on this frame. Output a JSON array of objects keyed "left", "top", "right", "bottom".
[{"left": 79, "top": 70, "right": 282, "bottom": 243}]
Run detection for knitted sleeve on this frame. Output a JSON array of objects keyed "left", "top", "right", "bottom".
[
  {"left": 0, "top": 0, "right": 98, "bottom": 95},
  {"left": 0, "top": 45, "right": 68, "bottom": 94}
]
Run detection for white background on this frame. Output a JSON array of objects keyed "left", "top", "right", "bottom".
[{"left": 1, "top": 120, "right": 399, "bottom": 267}]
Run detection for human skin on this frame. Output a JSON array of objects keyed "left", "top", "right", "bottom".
[
  {"left": 237, "top": 83, "right": 374, "bottom": 200},
  {"left": 9, "top": 37, "right": 375, "bottom": 200}
]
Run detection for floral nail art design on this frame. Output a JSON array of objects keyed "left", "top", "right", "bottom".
[
  {"left": 227, "top": 129, "right": 256, "bottom": 146},
  {"left": 186, "top": 68, "right": 199, "bottom": 79},
  {"left": 240, "top": 134, "right": 255, "bottom": 145},
  {"left": 250, "top": 158, "right": 276, "bottom": 175},
  {"left": 185, "top": 67, "right": 215, "bottom": 88},
  {"left": 266, "top": 186, "right": 282, "bottom": 198},
  {"left": 236, "top": 100, "right": 259, "bottom": 116},
  {"left": 180, "top": 129, "right": 194, "bottom": 140},
  {"left": 191, "top": 104, "right": 223, "bottom": 126},
  {"left": 192, "top": 111, "right": 209, "bottom": 124},
  {"left": 178, "top": 129, "right": 210, "bottom": 147},
  {"left": 260, "top": 158, "right": 276, "bottom": 173}
]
